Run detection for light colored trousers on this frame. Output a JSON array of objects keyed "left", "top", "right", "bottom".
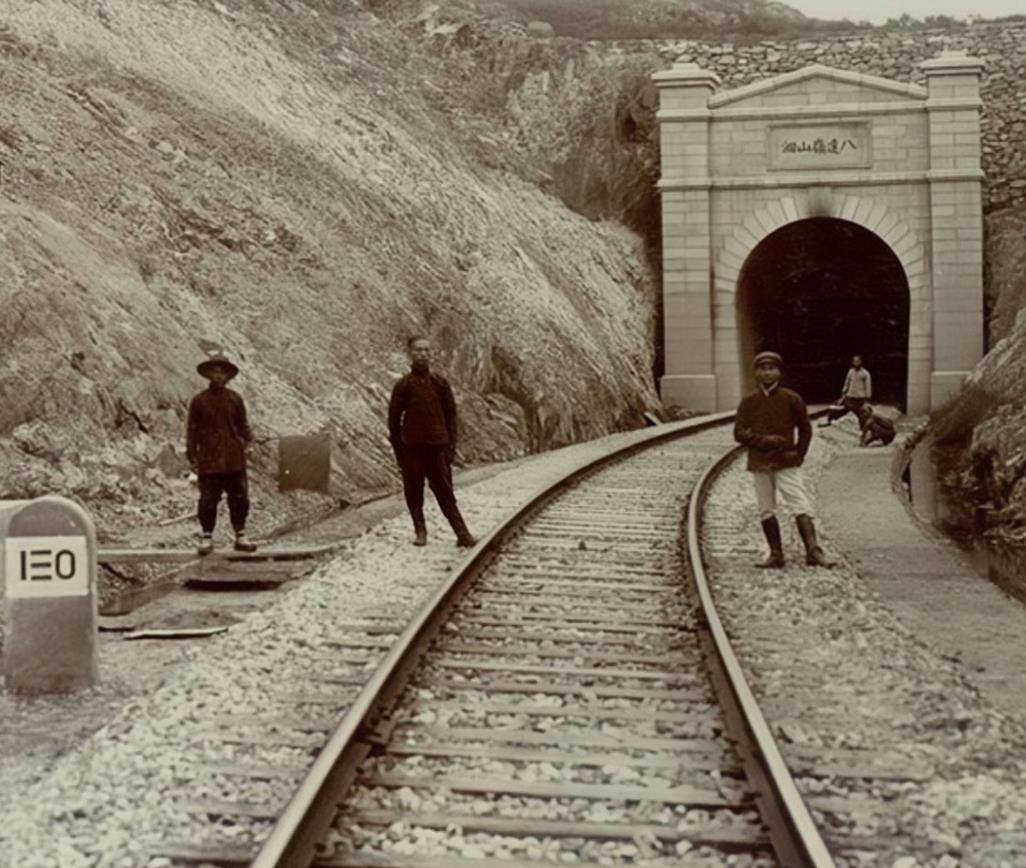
[{"left": 751, "top": 466, "right": 814, "bottom": 520}]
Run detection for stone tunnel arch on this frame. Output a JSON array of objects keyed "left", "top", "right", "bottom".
[
  {"left": 714, "top": 193, "right": 929, "bottom": 412},
  {"left": 735, "top": 218, "right": 910, "bottom": 408},
  {"left": 653, "top": 53, "right": 986, "bottom": 415}
]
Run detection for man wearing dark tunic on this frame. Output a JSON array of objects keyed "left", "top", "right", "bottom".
[
  {"left": 734, "top": 351, "right": 833, "bottom": 569},
  {"left": 388, "top": 336, "right": 476, "bottom": 548},
  {"left": 186, "top": 350, "right": 257, "bottom": 554}
]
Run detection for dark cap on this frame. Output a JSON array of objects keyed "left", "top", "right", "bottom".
[{"left": 753, "top": 351, "right": 783, "bottom": 368}]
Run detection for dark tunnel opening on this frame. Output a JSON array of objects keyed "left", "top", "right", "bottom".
[{"left": 736, "top": 217, "right": 910, "bottom": 410}]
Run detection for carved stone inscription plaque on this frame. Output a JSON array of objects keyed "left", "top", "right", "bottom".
[{"left": 768, "top": 122, "right": 871, "bottom": 170}]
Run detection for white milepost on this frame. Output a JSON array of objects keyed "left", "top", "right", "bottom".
[{"left": 2, "top": 496, "right": 98, "bottom": 693}]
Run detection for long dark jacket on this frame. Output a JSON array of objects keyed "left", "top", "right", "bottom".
[
  {"left": 734, "top": 385, "right": 812, "bottom": 472},
  {"left": 388, "top": 370, "right": 456, "bottom": 450},
  {"left": 186, "top": 386, "right": 252, "bottom": 474}
]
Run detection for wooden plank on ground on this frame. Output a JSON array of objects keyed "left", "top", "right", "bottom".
[
  {"left": 430, "top": 657, "right": 696, "bottom": 683},
  {"left": 445, "top": 625, "right": 694, "bottom": 647},
  {"left": 98, "top": 543, "right": 340, "bottom": 564},
  {"left": 454, "top": 613, "right": 687, "bottom": 632},
  {"left": 479, "top": 577, "right": 676, "bottom": 594},
  {"left": 437, "top": 641, "right": 697, "bottom": 667},
  {"left": 395, "top": 725, "right": 723, "bottom": 755},
  {"left": 342, "top": 810, "right": 768, "bottom": 848},
  {"left": 319, "top": 854, "right": 608, "bottom": 868},
  {"left": 360, "top": 772, "right": 740, "bottom": 807},
  {"left": 403, "top": 698, "right": 718, "bottom": 724},
  {"left": 387, "top": 741, "right": 732, "bottom": 772},
  {"left": 425, "top": 677, "right": 709, "bottom": 702}
]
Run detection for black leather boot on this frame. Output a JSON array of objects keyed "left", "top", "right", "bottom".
[
  {"left": 796, "top": 514, "right": 835, "bottom": 567},
  {"left": 756, "top": 517, "right": 785, "bottom": 569}
]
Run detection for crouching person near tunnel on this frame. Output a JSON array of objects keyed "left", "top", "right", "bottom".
[
  {"left": 734, "top": 351, "right": 834, "bottom": 569},
  {"left": 186, "top": 350, "right": 258, "bottom": 554},
  {"left": 388, "top": 335, "right": 477, "bottom": 549}
]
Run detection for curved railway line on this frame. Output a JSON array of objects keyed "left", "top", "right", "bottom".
[{"left": 157, "top": 417, "right": 841, "bottom": 867}]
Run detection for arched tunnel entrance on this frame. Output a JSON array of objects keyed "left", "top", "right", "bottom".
[{"left": 736, "top": 218, "right": 910, "bottom": 410}]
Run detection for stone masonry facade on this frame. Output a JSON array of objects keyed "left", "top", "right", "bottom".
[
  {"left": 628, "top": 20, "right": 1026, "bottom": 213},
  {"left": 653, "top": 50, "right": 986, "bottom": 415}
]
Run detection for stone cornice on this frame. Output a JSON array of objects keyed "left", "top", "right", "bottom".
[
  {"left": 708, "top": 64, "right": 928, "bottom": 108},
  {"left": 657, "top": 168, "right": 984, "bottom": 191},
  {"left": 652, "top": 62, "right": 721, "bottom": 89},
  {"left": 657, "top": 97, "right": 981, "bottom": 124},
  {"left": 921, "top": 50, "right": 985, "bottom": 76}
]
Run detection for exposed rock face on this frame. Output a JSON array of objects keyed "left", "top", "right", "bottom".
[
  {"left": 0, "top": 0, "right": 659, "bottom": 529},
  {"left": 929, "top": 202, "right": 1026, "bottom": 544},
  {"left": 984, "top": 206, "right": 1026, "bottom": 345},
  {"left": 2, "top": 0, "right": 1025, "bottom": 537}
]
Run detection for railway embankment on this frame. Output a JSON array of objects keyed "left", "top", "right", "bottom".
[{"left": 3, "top": 417, "right": 1026, "bottom": 865}]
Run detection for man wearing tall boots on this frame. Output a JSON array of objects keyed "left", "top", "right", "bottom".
[
  {"left": 734, "top": 351, "right": 834, "bottom": 569},
  {"left": 388, "top": 336, "right": 477, "bottom": 548}
]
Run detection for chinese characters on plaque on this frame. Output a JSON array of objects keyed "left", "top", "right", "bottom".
[{"left": 768, "top": 123, "right": 871, "bottom": 170}]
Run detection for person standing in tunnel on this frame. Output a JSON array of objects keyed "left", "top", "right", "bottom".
[
  {"left": 821, "top": 354, "right": 872, "bottom": 429},
  {"left": 186, "top": 350, "right": 258, "bottom": 554},
  {"left": 388, "top": 335, "right": 477, "bottom": 548},
  {"left": 734, "top": 351, "right": 834, "bottom": 569}
]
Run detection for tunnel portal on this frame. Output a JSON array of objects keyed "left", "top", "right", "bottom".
[
  {"left": 652, "top": 53, "right": 986, "bottom": 413},
  {"left": 737, "top": 218, "right": 910, "bottom": 409}
]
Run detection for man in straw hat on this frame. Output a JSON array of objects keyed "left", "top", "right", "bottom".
[
  {"left": 186, "top": 349, "right": 258, "bottom": 554},
  {"left": 734, "top": 351, "right": 834, "bottom": 569}
]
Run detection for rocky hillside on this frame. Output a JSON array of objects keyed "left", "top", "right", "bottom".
[
  {"left": 2, "top": 0, "right": 1025, "bottom": 541},
  {"left": 931, "top": 202, "right": 1026, "bottom": 547},
  {"left": 0, "top": 0, "right": 663, "bottom": 534}
]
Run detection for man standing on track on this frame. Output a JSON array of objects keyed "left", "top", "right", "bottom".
[
  {"left": 388, "top": 336, "right": 477, "bottom": 549},
  {"left": 186, "top": 349, "right": 258, "bottom": 554},
  {"left": 734, "top": 351, "right": 834, "bottom": 570}
]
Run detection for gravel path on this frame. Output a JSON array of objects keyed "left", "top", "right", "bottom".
[{"left": 704, "top": 418, "right": 1026, "bottom": 867}]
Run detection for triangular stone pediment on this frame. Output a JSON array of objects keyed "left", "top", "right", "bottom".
[{"left": 709, "top": 64, "right": 927, "bottom": 109}]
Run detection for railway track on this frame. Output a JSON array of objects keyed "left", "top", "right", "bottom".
[{"left": 155, "top": 418, "right": 836, "bottom": 867}]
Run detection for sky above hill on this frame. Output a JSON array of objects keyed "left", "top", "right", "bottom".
[{"left": 785, "top": 0, "right": 1025, "bottom": 24}]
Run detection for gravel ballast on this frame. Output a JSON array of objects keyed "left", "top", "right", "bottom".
[
  {"left": 704, "top": 420, "right": 1026, "bottom": 867},
  {"left": 4, "top": 416, "right": 1026, "bottom": 867},
  {"left": 0, "top": 422, "right": 724, "bottom": 868}
]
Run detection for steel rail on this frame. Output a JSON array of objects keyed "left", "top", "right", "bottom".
[
  {"left": 686, "top": 443, "right": 837, "bottom": 868},
  {"left": 250, "top": 410, "right": 735, "bottom": 868}
]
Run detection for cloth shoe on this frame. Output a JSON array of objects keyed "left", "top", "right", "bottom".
[
  {"left": 795, "top": 514, "right": 834, "bottom": 567},
  {"left": 413, "top": 528, "right": 428, "bottom": 546},
  {"left": 456, "top": 532, "right": 477, "bottom": 548},
  {"left": 233, "top": 532, "right": 258, "bottom": 553},
  {"left": 756, "top": 517, "right": 785, "bottom": 569},
  {"left": 197, "top": 534, "right": 214, "bottom": 555}
]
